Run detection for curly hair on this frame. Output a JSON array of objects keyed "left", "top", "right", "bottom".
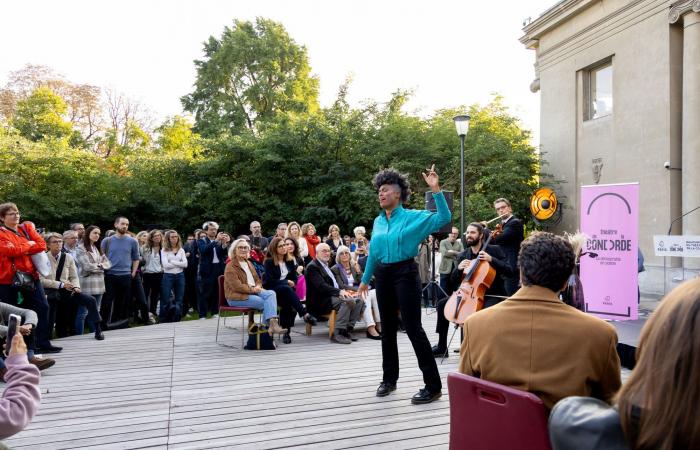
[
  {"left": 519, "top": 232, "right": 575, "bottom": 292},
  {"left": 372, "top": 168, "right": 411, "bottom": 203}
]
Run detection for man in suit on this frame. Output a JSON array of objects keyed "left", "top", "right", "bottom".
[
  {"left": 305, "top": 243, "right": 364, "bottom": 344},
  {"left": 197, "top": 221, "right": 229, "bottom": 319},
  {"left": 486, "top": 198, "right": 524, "bottom": 296},
  {"left": 432, "top": 222, "right": 514, "bottom": 357},
  {"left": 458, "top": 232, "right": 621, "bottom": 411}
]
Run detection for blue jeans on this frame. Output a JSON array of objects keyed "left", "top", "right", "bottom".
[
  {"left": 227, "top": 290, "right": 278, "bottom": 322},
  {"left": 76, "top": 294, "right": 103, "bottom": 334},
  {"left": 160, "top": 272, "right": 185, "bottom": 322}
]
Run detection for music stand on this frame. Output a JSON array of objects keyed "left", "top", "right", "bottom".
[{"left": 421, "top": 234, "right": 448, "bottom": 314}]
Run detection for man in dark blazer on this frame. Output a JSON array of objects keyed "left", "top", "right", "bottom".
[
  {"left": 197, "top": 221, "right": 229, "bottom": 319},
  {"left": 432, "top": 222, "right": 514, "bottom": 356},
  {"left": 306, "top": 243, "right": 364, "bottom": 344},
  {"left": 487, "top": 198, "right": 524, "bottom": 296},
  {"left": 458, "top": 232, "right": 621, "bottom": 411}
]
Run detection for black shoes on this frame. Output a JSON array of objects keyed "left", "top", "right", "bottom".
[
  {"left": 431, "top": 345, "right": 448, "bottom": 357},
  {"left": 366, "top": 331, "right": 382, "bottom": 340},
  {"left": 411, "top": 388, "right": 442, "bottom": 404},
  {"left": 341, "top": 330, "right": 358, "bottom": 341},
  {"left": 376, "top": 382, "right": 397, "bottom": 397},
  {"left": 37, "top": 345, "right": 62, "bottom": 354},
  {"left": 95, "top": 324, "right": 105, "bottom": 341},
  {"left": 303, "top": 313, "right": 317, "bottom": 326},
  {"left": 283, "top": 331, "right": 292, "bottom": 344}
]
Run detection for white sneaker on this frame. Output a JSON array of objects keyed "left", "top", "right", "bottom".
[
  {"left": 199, "top": 318, "right": 206, "bottom": 321},
  {"left": 212, "top": 314, "right": 219, "bottom": 318}
]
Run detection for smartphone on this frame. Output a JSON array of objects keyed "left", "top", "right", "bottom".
[{"left": 4, "top": 313, "right": 21, "bottom": 357}]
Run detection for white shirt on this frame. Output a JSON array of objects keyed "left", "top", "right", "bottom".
[
  {"left": 239, "top": 261, "right": 256, "bottom": 287},
  {"left": 161, "top": 248, "right": 188, "bottom": 274},
  {"left": 211, "top": 239, "right": 220, "bottom": 264},
  {"left": 297, "top": 238, "right": 309, "bottom": 258},
  {"left": 279, "top": 262, "right": 288, "bottom": 280}
]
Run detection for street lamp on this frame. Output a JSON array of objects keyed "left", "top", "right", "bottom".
[{"left": 453, "top": 114, "right": 470, "bottom": 238}]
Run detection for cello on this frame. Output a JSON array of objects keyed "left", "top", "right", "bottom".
[{"left": 443, "top": 223, "right": 502, "bottom": 325}]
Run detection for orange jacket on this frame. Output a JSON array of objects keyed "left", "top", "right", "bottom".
[{"left": 0, "top": 222, "right": 47, "bottom": 284}]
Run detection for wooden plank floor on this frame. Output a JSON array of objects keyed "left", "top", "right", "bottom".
[{"left": 4, "top": 308, "right": 458, "bottom": 449}]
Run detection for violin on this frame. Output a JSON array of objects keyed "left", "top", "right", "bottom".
[{"left": 443, "top": 223, "right": 503, "bottom": 325}]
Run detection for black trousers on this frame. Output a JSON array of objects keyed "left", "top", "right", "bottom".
[
  {"left": 184, "top": 268, "right": 198, "bottom": 314},
  {"left": 198, "top": 266, "right": 223, "bottom": 318},
  {"left": 272, "top": 285, "right": 306, "bottom": 329},
  {"left": 0, "top": 281, "right": 51, "bottom": 348},
  {"left": 142, "top": 272, "right": 162, "bottom": 315},
  {"left": 47, "top": 289, "right": 101, "bottom": 336},
  {"left": 375, "top": 259, "right": 441, "bottom": 393},
  {"left": 101, "top": 274, "right": 132, "bottom": 327},
  {"left": 131, "top": 272, "right": 149, "bottom": 323}
]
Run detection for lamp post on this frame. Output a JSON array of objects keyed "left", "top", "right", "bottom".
[{"left": 453, "top": 114, "right": 471, "bottom": 238}]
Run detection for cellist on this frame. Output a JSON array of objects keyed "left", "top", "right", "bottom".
[{"left": 432, "top": 222, "right": 515, "bottom": 357}]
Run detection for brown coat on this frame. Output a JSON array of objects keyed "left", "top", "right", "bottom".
[
  {"left": 224, "top": 259, "right": 262, "bottom": 301},
  {"left": 458, "top": 285, "right": 621, "bottom": 411}
]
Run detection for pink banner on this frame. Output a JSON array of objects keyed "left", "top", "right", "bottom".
[{"left": 580, "top": 183, "right": 639, "bottom": 320}]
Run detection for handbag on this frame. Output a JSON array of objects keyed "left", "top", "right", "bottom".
[
  {"left": 11, "top": 262, "right": 35, "bottom": 291},
  {"left": 244, "top": 323, "right": 276, "bottom": 350}
]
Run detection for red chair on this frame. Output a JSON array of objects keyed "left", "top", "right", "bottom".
[
  {"left": 447, "top": 372, "right": 552, "bottom": 450},
  {"left": 216, "top": 275, "right": 259, "bottom": 348}
]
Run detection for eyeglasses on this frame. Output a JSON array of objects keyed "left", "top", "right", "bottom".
[
  {"left": 236, "top": 246, "right": 250, "bottom": 250},
  {"left": 277, "top": 244, "right": 286, "bottom": 248},
  {"left": 4, "top": 212, "right": 20, "bottom": 217}
]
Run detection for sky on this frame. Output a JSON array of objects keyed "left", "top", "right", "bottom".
[{"left": 0, "top": 0, "right": 556, "bottom": 145}]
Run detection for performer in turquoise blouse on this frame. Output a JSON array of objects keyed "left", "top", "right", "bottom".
[{"left": 359, "top": 165, "right": 450, "bottom": 404}]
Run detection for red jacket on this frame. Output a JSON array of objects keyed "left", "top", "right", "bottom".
[{"left": 0, "top": 222, "right": 47, "bottom": 285}]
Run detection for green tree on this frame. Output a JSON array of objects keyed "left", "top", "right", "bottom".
[
  {"left": 12, "top": 87, "right": 73, "bottom": 142},
  {"left": 181, "top": 17, "right": 320, "bottom": 137},
  {"left": 156, "top": 116, "right": 203, "bottom": 159}
]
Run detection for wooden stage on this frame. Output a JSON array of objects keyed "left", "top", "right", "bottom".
[{"left": 5, "top": 309, "right": 457, "bottom": 449}]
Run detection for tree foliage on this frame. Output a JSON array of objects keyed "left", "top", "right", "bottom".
[
  {"left": 181, "top": 18, "right": 320, "bottom": 138},
  {"left": 12, "top": 87, "right": 73, "bottom": 142}
]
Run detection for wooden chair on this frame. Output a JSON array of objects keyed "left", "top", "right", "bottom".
[
  {"left": 447, "top": 372, "right": 552, "bottom": 450},
  {"left": 216, "top": 275, "right": 258, "bottom": 348},
  {"left": 305, "top": 309, "right": 337, "bottom": 338}
]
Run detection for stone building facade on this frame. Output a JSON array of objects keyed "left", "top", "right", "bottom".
[{"left": 520, "top": 0, "right": 700, "bottom": 294}]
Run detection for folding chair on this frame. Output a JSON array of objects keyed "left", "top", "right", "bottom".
[
  {"left": 216, "top": 275, "right": 258, "bottom": 348},
  {"left": 447, "top": 372, "right": 552, "bottom": 450}
]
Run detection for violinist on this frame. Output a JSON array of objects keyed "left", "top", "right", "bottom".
[
  {"left": 432, "top": 222, "right": 514, "bottom": 357},
  {"left": 484, "top": 198, "right": 524, "bottom": 295}
]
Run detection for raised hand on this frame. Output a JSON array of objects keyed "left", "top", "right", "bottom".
[{"left": 421, "top": 164, "right": 440, "bottom": 193}]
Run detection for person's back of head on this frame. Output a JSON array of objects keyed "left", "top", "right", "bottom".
[
  {"left": 519, "top": 232, "right": 575, "bottom": 293},
  {"left": 616, "top": 278, "right": 700, "bottom": 450}
]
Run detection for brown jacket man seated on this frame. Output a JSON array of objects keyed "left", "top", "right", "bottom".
[{"left": 458, "top": 231, "right": 621, "bottom": 411}]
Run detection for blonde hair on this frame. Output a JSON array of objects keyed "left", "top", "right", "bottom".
[
  {"left": 616, "top": 278, "right": 700, "bottom": 450},
  {"left": 162, "top": 230, "right": 182, "bottom": 252},
  {"left": 335, "top": 245, "right": 352, "bottom": 265},
  {"left": 328, "top": 224, "right": 340, "bottom": 236},
  {"left": 286, "top": 221, "right": 301, "bottom": 239}
]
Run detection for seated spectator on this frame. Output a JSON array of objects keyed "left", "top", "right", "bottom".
[
  {"left": 263, "top": 237, "right": 317, "bottom": 344},
  {"left": 41, "top": 233, "right": 104, "bottom": 340},
  {"left": 75, "top": 225, "right": 111, "bottom": 335},
  {"left": 353, "top": 226, "right": 368, "bottom": 251},
  {"left": 325, "top": 224, "right": 343, "bottom": 259},
  {"left": 0, "top": 302, "right": 54, "bottom": 381},
  {"left": 549, "top": 277, "right": 700, "bottom": 450},
  {"left": 332, "top": 245, "right": 381, "bottom": 340},
  {"left": 286, "top": 222, "right": 308, "bottom": 261},
  {"left": 271, "top": 223, "right": 287, "bottom": 242},
  {"left": 285, "top": 237, "right": 307, "bottom": 300},
  {"left": 223, "top": 239, "right": 285, "bottom": 336},
  {"left": 0, "top": 333, "right": 41, "bottom": 440},
  {"left": 458, "top": 231, "right": 621, "bottom": 411},
  {"left": 159, "top": 230, "right": 187, "bottom": 322},
  {"left": 306, "top": 243, "right": 364, "bottom": 344},
  {"left": 0, "top": 203, "right": 60, "bottom": 354},
  {"left": 301, "top": 223, "right": 320, "bottom": 263}
]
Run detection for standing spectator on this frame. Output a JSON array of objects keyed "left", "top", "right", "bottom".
[
  {"left": 325, "top": 224, "right": 343, "bottom": 259},
  {"left": 197, "top": 221, "right": 228, "bottom": 319},
  {"left": 62, "top": 230, "right": 80, "bottom": 264},
  {"left": 248, "top": 221, "right": 269, "bottom": 257},
  {"left": 101, "top": 216, "right": 143, "bottom": 328},
  {"left": 183, "top": 233, "right": 199, "bottom": 316},
  {"left": 438, "top": 227, "right": 462, "bottom": 300},
  {"left": 286, "top": 222, "right": 308, "bottom": 260},
  {"left": 40, "top": 233, "right": 104, "bottom": 340},
  {"left": 70, "top": 223, "right": 85, "bottom": 240},
  {"left": 75, "top": 225, "right": 111, "bottom": 335},
  {"left": 271, "top": 223, "right": 288, "bottom": 242},
  {"left": 263, "top": 237, "right": 317, "bottom": 343},
  {"left": 141, "top": 229, "right": 164, "bottom": 319},
  {"left": 160, "top": 230, "right": 187, "bottom": 322},
  {"left": 302, "top": 223, "right": 320, "bottom": 262},
  {"left": 0, "top": 203, "right": 59, "bottom": 354},
  {"left": 135, "top": 231, "right": 149, "bottom": 247}
]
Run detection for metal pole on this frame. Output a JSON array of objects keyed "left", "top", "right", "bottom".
[{"left": 459, "top": 134, "right": 466, "bottom": 238}]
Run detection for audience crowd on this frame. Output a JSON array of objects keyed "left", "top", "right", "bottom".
[{"left": 0, "top": 197, "right": 698, "bottom": 449}]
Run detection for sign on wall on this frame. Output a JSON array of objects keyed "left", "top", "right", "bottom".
[
  {"left": 580, "top": 183, "right": 639, "bottom": 320},
  {"left": 653, "top": 235, "right": 700, "bottom": 257}
]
